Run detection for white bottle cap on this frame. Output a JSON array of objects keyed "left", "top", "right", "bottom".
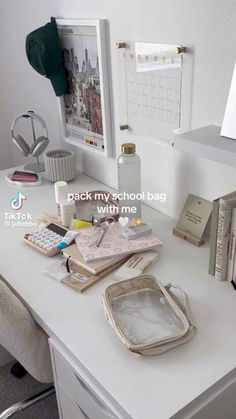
[{"left": 54, "top": 181, "right": 68, "bottom": 204}]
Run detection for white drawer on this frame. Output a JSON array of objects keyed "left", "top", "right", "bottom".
[
  {"left": 58, "top": 383, "right": 89, "bottom": 419},
  {"left": 53, "top": 345, "right": 118, "bottom": 419}
]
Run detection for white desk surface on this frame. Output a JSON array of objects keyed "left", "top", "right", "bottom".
[{"left": 1, "top": 169, "right": 236, "bottom": 419}]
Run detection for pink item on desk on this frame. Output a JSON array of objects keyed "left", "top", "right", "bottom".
[{"left": 75, "top": 222, "right": 162, "bottom": 262}]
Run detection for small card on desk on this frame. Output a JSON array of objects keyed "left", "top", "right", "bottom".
[{"left": 173, "top": 194, "right": 212, "bottom": 246}]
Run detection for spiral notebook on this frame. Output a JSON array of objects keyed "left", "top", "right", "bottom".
[{"left": 75, "top": 224, "right": 162, "bottom": 262}]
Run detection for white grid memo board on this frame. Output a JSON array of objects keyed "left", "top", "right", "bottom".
[{"left": 117, "top": 42, "right": 190, "bottom": 145}]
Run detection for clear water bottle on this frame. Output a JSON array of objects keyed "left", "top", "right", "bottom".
[{"left": 117, "top": 143, "right": 141, "bottom": 220}]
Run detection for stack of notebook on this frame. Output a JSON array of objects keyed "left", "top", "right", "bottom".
[
  {"left": 62, "top": 245, "right": 128, "bottom": 292},
  {"left": 62, "top": 223, "right": 162, "bottom": 292}
]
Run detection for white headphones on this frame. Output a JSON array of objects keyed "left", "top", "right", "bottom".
[{"left": 11, "top": 111, "right": 49, "bottom": 158}]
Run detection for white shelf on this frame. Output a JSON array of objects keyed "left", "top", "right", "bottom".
[{"left": 174, "top": 124, "right": 236, "bottom": 168}]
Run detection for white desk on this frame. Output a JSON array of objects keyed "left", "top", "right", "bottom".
[{"left": 1, "top": 169, "right": 236, "bottom": 419}]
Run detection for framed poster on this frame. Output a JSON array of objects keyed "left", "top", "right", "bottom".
[{"left": 56, "top": 19, "right": 112, "bottom": 157}]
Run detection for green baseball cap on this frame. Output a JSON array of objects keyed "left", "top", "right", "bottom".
[{"left": 25, "top": 17, "right": 67, "bottom": 97}]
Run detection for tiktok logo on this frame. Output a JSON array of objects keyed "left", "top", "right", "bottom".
[{"left": 10, "top": 192, "right": 27, "bottom": 210}]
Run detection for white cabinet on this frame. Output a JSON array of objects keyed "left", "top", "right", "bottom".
[
  {"left": 58, "top": 384, "right": 89, "bottom": 419},
  {"left": 50, "top": 337, "right": 236, "bottom": 419},
  {"left": 50, "top": 338, "right": 131, "bottom": 419}
]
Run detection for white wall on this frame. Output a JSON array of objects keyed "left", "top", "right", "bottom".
[{"left": 1, "top": 0, "right": 236, "bottom": 218}]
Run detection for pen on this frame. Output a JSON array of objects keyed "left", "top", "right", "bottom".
[{"left": 96, "top": 226, "right": 108, "bottom": 247}]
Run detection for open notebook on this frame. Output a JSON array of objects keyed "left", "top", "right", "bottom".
[{"left": 75, "top": 223, "right": 162, "bottom": 262}]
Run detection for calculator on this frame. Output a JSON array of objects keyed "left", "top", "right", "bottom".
[{"left": 23, "top": 223, "right": 68, "bottom": 256}]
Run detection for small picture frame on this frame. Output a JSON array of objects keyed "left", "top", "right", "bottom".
[{"left": 56, "top": 19, "right": 112, "bottom": 157}]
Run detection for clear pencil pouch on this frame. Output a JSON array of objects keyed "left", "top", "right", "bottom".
[{"left": 102, "top": 275, "right": 195, "bottom": 355}]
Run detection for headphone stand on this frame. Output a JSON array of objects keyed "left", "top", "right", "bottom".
[
  {"left": 24, "top": 161, "right": 45, "bottom": 173},
  {"left": 11, "top": 111, "right": 49, "bottom": 173}
]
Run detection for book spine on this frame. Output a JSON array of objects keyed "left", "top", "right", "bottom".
[
  {"left": 227, "top": 208, "right": 236, "bottom": 282},
  {"left": 208, "top": 200, "right": 219, "bottom": 275},
  {"left": 229, "top": 236, "right": 236, "bottom": 285},
  {"left": 215, "top": 198, "right": 232, "bottom": 281}
]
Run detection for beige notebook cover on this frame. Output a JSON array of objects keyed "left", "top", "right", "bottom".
[{"left": 62, "top": 243, "right": 127, "bottom": 275}]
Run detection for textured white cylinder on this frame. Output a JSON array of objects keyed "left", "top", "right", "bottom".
[
  {"left": 60, "top": 200, "right": 76, "bottom": 227},
  {"left": 44, "top": 149, "right": 77, "bottom": 182}
]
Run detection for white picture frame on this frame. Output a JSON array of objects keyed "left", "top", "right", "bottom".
[{"left": 56, "top": 18, "right": 112, "bottom": 157}]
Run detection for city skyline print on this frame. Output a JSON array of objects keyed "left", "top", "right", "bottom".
[
  {"left": 60, "top": 28, "right": 103, "bottom": 136},
  {"left": 57, "top": 19, "right": 112, "bottom": 157}
]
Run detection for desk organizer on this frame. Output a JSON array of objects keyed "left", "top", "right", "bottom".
[
  {"left": 44, "top": 149, "right": 76, "bottom": 182},
  {"left": 103, "top": 275, "right": 195, "bottom": 355}
]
